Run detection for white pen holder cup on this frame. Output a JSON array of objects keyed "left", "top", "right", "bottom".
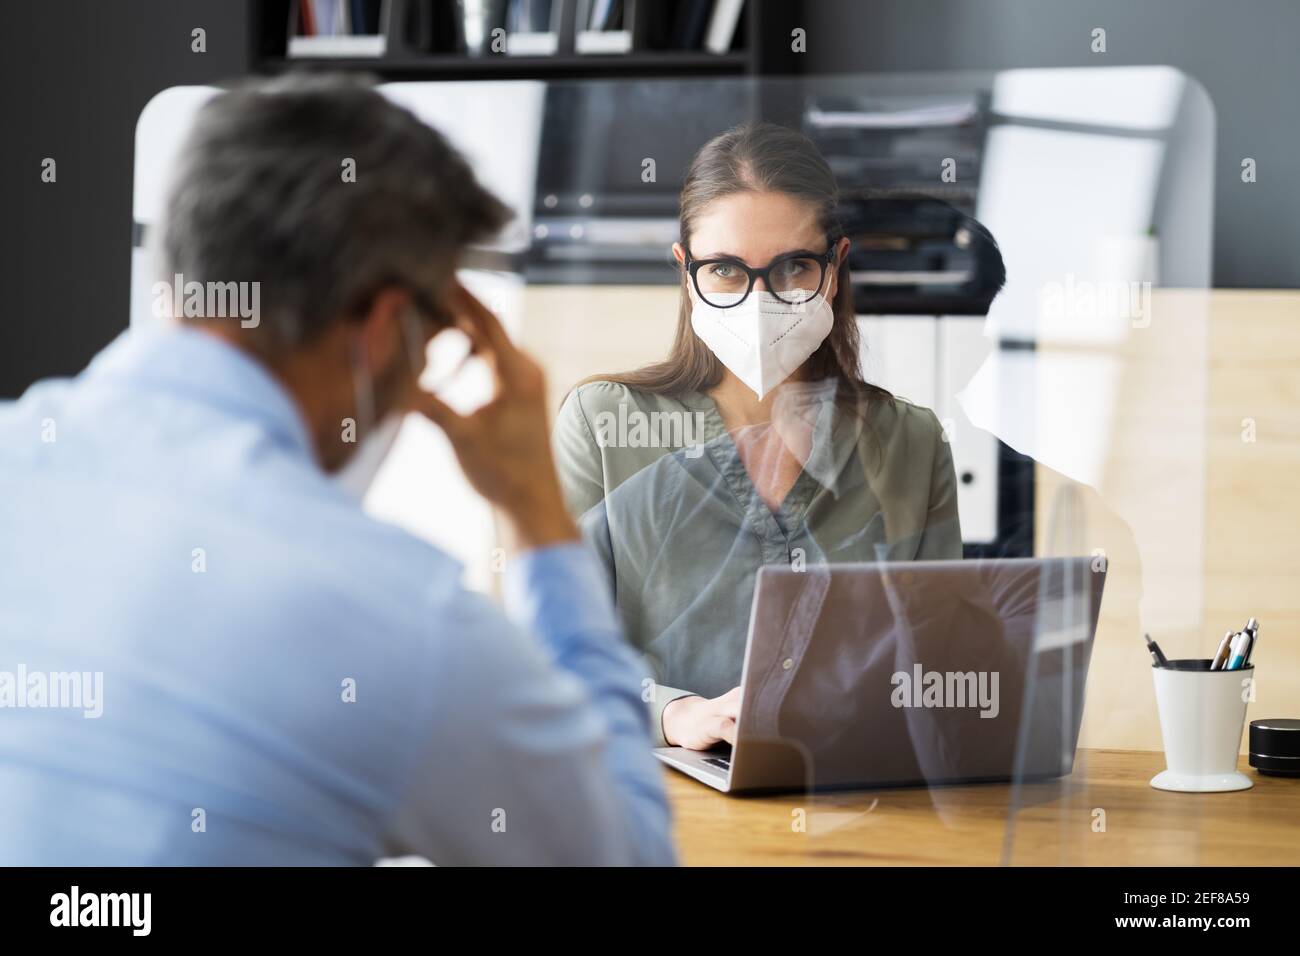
[{"left": 1151, "top": 659, "right": 1254, "bottom": 792}]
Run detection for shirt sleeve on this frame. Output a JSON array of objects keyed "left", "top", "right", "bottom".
[
  {"left": 916, "top": 409, "right": 964, "bottom": 560},
  {"left": 553, "top": 388, "right": 609, "bottom": 520},
  {"left": 381, "top": 543, "right": 676, "bottom": 866},
  {"left": 578, "top": 495, "right": 689, "bottom": 746},
  {"left": 649, "top": 683, "right": 699, "bottom": 748}
]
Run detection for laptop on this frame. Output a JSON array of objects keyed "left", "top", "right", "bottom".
[{"left": 654, "top": 557, "right": 1106, "bottom": 793}]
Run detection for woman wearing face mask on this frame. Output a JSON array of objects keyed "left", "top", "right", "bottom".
[{"left": 552, "top": 122, "right": 962, "bottom": 750}]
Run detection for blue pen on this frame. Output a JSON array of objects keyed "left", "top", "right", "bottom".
[{"left": 1226, "top": 631, "right": 1250, "bottom": 669}]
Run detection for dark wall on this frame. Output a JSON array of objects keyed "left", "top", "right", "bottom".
[
  {"left": 0, "top": 1, "right": 251, "bottom": 398},
  {"left": 800, "top": 0, "right": 1300, "bottom": 289}
]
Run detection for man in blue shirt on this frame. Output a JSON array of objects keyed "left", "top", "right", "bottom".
[{"left": 0, "top": 76, "right": 674, "bottom": 865}]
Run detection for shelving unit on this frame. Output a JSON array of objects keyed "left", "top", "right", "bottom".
[{"left": 252, "top": 0, "right": 785, "bottom": 80}]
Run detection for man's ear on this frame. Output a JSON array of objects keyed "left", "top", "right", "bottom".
[{"left": 353, "top": 287, "right": 413, "bottom": 376}]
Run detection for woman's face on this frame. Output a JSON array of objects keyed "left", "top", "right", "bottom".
[{"left": 672, "top": 190, "right": 848, "bottom": 302}]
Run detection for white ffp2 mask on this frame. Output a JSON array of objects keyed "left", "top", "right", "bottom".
[{"left": 691, "top": 290, "right": 835, "bottom": 399}]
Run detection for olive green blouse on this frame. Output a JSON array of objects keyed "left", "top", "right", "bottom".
[{"left": 552, "top": 379, "right": 962, "bottom": 745}]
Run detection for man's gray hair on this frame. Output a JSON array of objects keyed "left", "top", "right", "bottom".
[{"left": 159, "top": 73, "right": 511, "bottom": 349}]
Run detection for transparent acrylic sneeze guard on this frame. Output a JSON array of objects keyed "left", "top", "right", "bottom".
[
  {"left": 479, "top": 69, "right": 1215, "bottom": 863},
  {"left": 485, "top": 70, "right": 1213, "bottom": 863},
  {"left": 132, "top": 68, "right": 1218, "bottom": 863}
]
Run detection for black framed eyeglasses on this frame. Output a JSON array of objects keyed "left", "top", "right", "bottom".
[{"left": 684, "top": 240, "right": 838, "bottom": 309}]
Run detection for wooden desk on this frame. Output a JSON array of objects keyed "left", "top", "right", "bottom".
[{"left": 666, "top": 748, "right": 1300, "bottom": 866}]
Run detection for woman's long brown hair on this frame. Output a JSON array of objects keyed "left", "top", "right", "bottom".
[{"left": 587, "top": 121, "right": 891, "bottom": 406}]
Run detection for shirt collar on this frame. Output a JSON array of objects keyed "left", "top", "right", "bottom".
[
  {"left": 687, "top": 377, "right": 866, "bottom": 502},
  {"left": 85, "top": 325, "right": 317, "bottom": 463}
]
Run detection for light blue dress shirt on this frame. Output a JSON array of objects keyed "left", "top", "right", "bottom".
[{"left": 0, "top": 327, "right": 674, "bottom": 866}]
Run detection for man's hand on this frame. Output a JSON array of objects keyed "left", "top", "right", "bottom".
[
  {"left": 661, "top": 688, "right": 741, "bottom": 750},
  {"left": 414, "top": 283, "right": 578, "bottom": 553}
]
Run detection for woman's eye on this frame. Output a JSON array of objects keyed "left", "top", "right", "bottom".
[{"left": 708, "top": 263, "right": 737, "bottom": 278}]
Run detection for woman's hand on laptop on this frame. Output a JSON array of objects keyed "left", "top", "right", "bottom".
[{"left": 662, "top": 687, "right": 741, "bottom": 750}]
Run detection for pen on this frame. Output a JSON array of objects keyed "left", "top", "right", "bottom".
[
  {"left": 1241, "top": 618, "right": 1260, "bottom": 667},
  {"left": 1226, "top": 631, "right": 1250, "bottom": 670},
  {"left": 1211, "top": 629, "right": 1236, "bottom": 670},
  {"left": 1144, "top": 632, "right": 1168, "bottom": 668}
]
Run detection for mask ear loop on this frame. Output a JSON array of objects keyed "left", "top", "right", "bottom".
[
  {"left": 398, "top": 306, "right": 428, "bottom": 377},
  {"left": 348, "top": 332, "right": 375, "bottom": 438}
]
